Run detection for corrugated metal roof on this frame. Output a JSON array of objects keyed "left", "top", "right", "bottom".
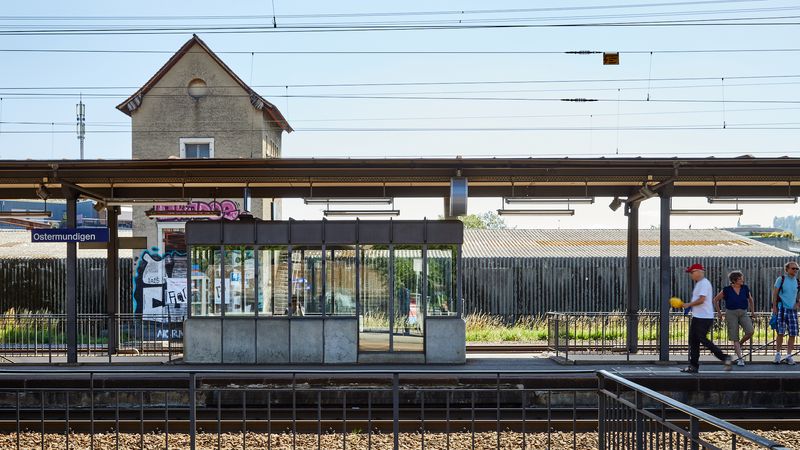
[
  {"left": 2, "top": 228, "right": 791, "bottom": 259},
  {"left": 463, "top": 229, "right": 796, "bottom": 258}
]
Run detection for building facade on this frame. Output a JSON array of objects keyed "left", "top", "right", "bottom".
[{"left": 117, "top": 34, "right": 292, "bottom": 252}]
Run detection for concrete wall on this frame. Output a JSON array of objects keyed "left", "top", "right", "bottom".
[
  {"left": 323, "top": 318, "right": 358, "bottom": 363},
  {"left": 183, "top": 318, "right": 221, "bottom": 363},
  {"left": 290, "top": 319, "right": 324, "bottom": 363},
  {"left": 425, "top": 317, "right": 466, "bottom": 364},
  {"left": 184, "top": 316, "right": 465, "bottom": 364},
  {"left": 221, "top": 317, "right": 256, "bottom": 363},
  {"left": 256, "top": 318, "right": 290, "bottom": 363}
]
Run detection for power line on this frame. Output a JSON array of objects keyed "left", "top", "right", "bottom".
[
  {"left": 4, "top": 6, "right": 799, "bottom": 29},
  {"left": 2, "top": 122, "right": 800, "bottom": 134},
  {"left": 0, "top": 15, "right": 799, "bottom": 36},
  {"left": 3, "top": 92, "right": 799, "bottom": 104},
  {"left": 3, "top": 106, "right": 799, "bottom": 127},
  {"left": 2, "top": 73, "right": 797, "bottom": 90},
  {"left": 1, "top": 47, "right": 800, "bottom": 55},
  {"left": 0, "top": 1, "right": 773, "bottom": 21}
]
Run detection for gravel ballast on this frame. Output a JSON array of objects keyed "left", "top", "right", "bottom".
[{"left": 0, "top": 430, "right": 797, "bottom": 449}]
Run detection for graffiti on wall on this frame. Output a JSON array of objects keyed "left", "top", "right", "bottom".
[
  {"left": 132, "top": 247, "right": 188, "bottom": 322},
  {"left": 152, "top": 200, "right": 240, "bottom": 221}
]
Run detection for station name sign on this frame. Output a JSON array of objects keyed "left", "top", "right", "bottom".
[{"left": 31, "top": 228, "right": 109, "bottom": 243}]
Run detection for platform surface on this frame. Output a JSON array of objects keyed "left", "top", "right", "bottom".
[{"left": 1, "top": 352, "right": 800, "bottom": 381}]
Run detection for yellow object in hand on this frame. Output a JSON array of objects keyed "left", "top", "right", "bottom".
[{"left": 669, "top": 297, "right": 684, "bottom": 308}]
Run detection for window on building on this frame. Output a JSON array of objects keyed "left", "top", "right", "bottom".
[
  {"left": 180, "top": 138, "right": 214, "bottom": 159},
  {"left": 187, "top": 78, "right": 208, "bottom": 99}
]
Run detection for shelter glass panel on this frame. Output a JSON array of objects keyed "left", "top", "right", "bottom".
[
  {"left": 292, "top": 247, "right": 323, "bottom": 316},
  {"left": 258, "top": 246, "right": 290, "bottom": 315},
  {"left": 191, "top": 246, "right": 222, "bottom": 316},
  {"left": 427, "top": 245, "right": 458, "bottom": 316},
  {"left": 224, "top": 246, "right": 256, "bottom": 315},
  {"left": 359, "top": 245, "right": 390, "bottom": 351},
  {"left": 393, "top": 246, "right": 424, "bottom": 352},
  {"left": 325, "top": 246, "right": 357, "bottom": 316}
]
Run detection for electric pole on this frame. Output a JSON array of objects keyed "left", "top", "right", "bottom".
[{"left": 76, "top": 95, "right": 85, "bottom": 159}]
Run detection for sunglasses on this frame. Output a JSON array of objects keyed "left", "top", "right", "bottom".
[{"left": 790, "top": 267, "right": 799, "bottom": 271}]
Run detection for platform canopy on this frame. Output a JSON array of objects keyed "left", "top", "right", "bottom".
[{"left": 1, "top": 157, "right": 800, "bottom": 200}]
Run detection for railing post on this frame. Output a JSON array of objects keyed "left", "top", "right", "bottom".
[
  {"left": 553, "top": 315, "right": 560, "bottom": 358},
  {"left": 189, "top": 372, "right": 196, "bottom": 450},
  {"left": 392, "top": 373, "right": 400, "bottom": 450},
  {"left": 565, "top": 314, "right": 570, "bottom": 360},
  {"left": 597, "top": 374, "right": 606, "bottom": 450},
  {"left": 635, "top": 391, "right": 644, "bottom": 450},
  {"left": 689, "top": 416, "right": 700, "bottom": 450}
]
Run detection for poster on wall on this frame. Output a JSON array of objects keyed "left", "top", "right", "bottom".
[{"left": 133, "top": 248, "right": 188, "bottom": 323}]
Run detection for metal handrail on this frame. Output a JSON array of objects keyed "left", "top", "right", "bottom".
[
  {"left": 0, "top": 368, "right": 598, "bottom": 375},
  {"left": 597, "top": 369, "right": 791, "bottom": 450}
]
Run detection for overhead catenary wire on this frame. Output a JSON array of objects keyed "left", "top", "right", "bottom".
[
  {"left": 0, "top": 1, "right": 779, "bottom": 21},
  {"left": 2, "top": 93, "right": 799, "bottom": 104},
  {"left": 1, "top": 73, "right": 798, "bottom": 90},
  {"left": 2, "top": 47, "right": 800, "bottom": 55},
  {"left": 3, "top": 105, "right": 800, "bottom": 127},
  {"left": 1, "top": 14, "right": 800, "bottom": 36},
  {"left": 2, "top": 122, "right": 800, "bottom": 134}
]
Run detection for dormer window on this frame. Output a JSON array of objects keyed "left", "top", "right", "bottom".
[{"left": 188, "top": 78, "right": 208, "bottom": 99}]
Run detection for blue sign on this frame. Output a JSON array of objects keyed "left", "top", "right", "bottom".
[{"left": 31, "top": 228, "right": 109, "bottom": 243}]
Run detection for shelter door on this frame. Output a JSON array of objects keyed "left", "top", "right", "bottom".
[{"left": 359, "top": 246, "right": 424, "bottom": 354}]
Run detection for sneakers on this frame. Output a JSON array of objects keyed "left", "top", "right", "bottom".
[
  {"left": 786, "top": 355, "right": 796, "bottom": 366},
  {"left": 737, "top": 358, "right": 745, "bottom": 367},
  {"left": 775, "top": 352, "right": 783, "bottom": 364},
  {"left": 680, "top": 366, "right": 699, "bottom": 374},
  {"left": 723, "top": 357, "right": 733, "bottom": 371}
]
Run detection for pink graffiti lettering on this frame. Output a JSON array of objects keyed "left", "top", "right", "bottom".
[{"left": 153, "top": 200, "right": 240, "bottom": 221}]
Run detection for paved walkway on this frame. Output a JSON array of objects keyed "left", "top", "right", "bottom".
[{"left": 1, "top": 353, "right": 799, "bottom": 380}]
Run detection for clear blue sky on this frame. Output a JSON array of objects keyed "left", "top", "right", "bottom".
[{"left": 0, "top": 1, "right": 799, "bottom": 228}]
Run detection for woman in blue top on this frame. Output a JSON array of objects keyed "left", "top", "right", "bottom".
[{"left": 713, "top": 271, "right": 755, "bottom": 366}]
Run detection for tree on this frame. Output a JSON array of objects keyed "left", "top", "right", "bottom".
[{"left": 442, "top": 211, "right": 508, "bottom": 229}]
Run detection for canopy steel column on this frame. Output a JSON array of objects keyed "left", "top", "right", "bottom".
[
  {"left": 625, "top": 202, "right": 640, "bottom": 354},
  {"left": 659, "top": 192, "right": 672, "bottom": 362},
  {"left": 62, "top": 187, "right": 78, "bottom": 364},
  {"left": 106, "top": 206, "right": 120, "bottom": 356}
]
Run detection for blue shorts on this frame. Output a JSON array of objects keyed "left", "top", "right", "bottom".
[{"left": 777, "top": 305, "right": 799, "bottom": 337}]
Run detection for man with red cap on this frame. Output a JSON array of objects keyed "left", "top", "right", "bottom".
[{"left": 681, "top": 263, "right": 732, "bottom": 373}]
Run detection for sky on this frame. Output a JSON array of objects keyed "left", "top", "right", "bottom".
[{"left": 0, "top": 0, "right": 799, "bottom": 229}]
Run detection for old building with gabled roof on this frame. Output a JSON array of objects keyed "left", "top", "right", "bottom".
[{"left": 117, "top": 34, "right": 291, "bottom": 252}]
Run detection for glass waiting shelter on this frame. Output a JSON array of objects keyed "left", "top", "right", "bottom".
[{"left": 183, "top": 219, "right": 465, "bottom": 364}]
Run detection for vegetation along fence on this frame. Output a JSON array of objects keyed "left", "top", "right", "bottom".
[
  {"left": 0, "top": 258, "right": 134, "bottom": 315},
  {"left": 463, "top": 256, "right": 788, "bottom": 320},
  {"left": 0, "top": 256, "right": 790, "bottom": 319}
]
